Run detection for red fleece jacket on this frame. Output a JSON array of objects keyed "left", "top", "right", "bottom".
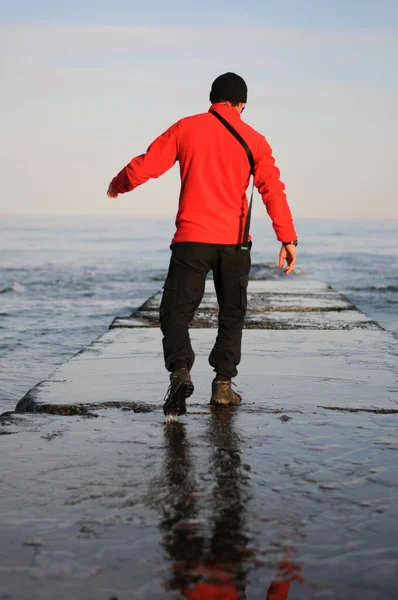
[{"left": 111, "top": 103, "right": 297, "bottom": 245}]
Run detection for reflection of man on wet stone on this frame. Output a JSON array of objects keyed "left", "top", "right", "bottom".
[
  {"left": 158, "top": 413, "right": 251, "bottom": 598},
  {"left": 154, "top": 414, "right": 302, "bottom": 599},
  {"left": 107, "top": 73, "right": 298, "bottom": 416}
]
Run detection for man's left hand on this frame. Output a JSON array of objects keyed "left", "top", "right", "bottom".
[
  {"left": 279, "top": 243, "right": 297, "bottom": 275},
  {"left": 107, "top": 182, "right": 118, "bottom": 198}
]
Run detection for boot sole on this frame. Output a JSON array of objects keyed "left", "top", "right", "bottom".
[{"left": 163, "top": 381, "right": 194, "bottom": 417}]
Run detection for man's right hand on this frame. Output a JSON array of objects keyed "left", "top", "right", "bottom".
[
  {"left": 107, "top": 182, "right": 118, "bottom": 199},
  {"left": 279, "top": 243, "right": 297, "bottom": 275}
]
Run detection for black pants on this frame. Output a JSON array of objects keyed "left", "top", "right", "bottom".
[{"left": 159, "top": 242, "right": 251, "bottom": 379}]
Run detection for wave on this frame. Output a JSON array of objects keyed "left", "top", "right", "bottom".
[
  {"left": 250, "top": 263, "right": 311, "bottom": 280},
  {"left": 150, "top": 263, "right": 311, "bottom": 282},
  {"left": 0, "top": 281, "right": 26, "bottom": 294},
  {"left": 348, "top": 285, "right": 398, "bottom": 293},
  {"left": 151, "top": 274, "right": 167, "bottom": 281}
]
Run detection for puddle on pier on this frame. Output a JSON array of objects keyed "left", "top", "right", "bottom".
[{"left": 1, "top": 404, "right": 397, "bottom": 599}]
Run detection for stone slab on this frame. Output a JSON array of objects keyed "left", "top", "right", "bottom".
[
  {"left": 123, "top": 307, "right": 380, "bottom": 330},
  {"left": 127, "top": 280, "right": 382, "bottom": 330},
  {"left": 15, "top": 328, "right": 397, "bottom": 414}
]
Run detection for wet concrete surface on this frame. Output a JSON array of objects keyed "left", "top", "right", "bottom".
[
  {"left": 14, "top": 328, "right": 397, "bottom": 414},
  {"left": 2, "top": 395, "right": 398, "bottom": 599},
  {"left": 2, "top": 281, "right": 398, "bottom": 599}
]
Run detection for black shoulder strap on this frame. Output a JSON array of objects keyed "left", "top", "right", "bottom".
[
  {"left": 211, "top": 111, "right": 254, "bottom": 174},
  {"left": 210, "top": 110, "right": 254, "bottom": 249}
]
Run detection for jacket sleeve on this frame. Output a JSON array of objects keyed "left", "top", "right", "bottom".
[
  {"left": 111, "top": 121, "right": 179, "bottom": 194},
  {"left": 254, "top": 135, "right": 297, "bottom": 242}
]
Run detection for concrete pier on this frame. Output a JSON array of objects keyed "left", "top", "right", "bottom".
[{"left": 1, "top": 279, "right": 397, "bottom": 599}]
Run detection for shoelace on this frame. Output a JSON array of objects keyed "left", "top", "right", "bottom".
[
  {"left": 163, "top": 373, "right": 181, "bottom": 403},
  {"left": 163, "top": 382, "right": 173, "bottom": 403}
]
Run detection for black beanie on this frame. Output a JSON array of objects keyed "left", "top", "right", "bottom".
[{"left": 209, "top": 72, "right": 248, "bottom": 104}]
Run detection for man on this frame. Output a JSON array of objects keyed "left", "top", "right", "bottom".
[{"left": 107, "top": 72, "right": 297, "bottom": 418}]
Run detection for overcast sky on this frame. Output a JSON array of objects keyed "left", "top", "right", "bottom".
[{"left": 1, "top": 0, "right": 397, "bottom": 219}]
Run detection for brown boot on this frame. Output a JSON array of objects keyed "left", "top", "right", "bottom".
[{"left": 210, "top": 379, "right": 242, "bottom": 407}]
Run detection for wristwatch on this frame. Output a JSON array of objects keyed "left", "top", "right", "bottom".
[{"left": 282, "top": 240, "right": 298, "bottom": 247}]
